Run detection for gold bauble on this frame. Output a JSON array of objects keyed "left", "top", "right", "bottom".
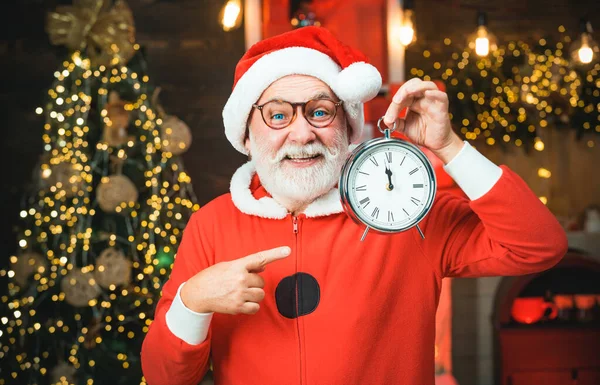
[
  {"left": 96, "top": 174, "right": 138, "bottom": 213},
  {"left": 61, "top": 268, "right": 101, "bottom": 307},
  {"left": 161, "top": 115, "right": 192, "bottom": 155},
  {"left": 50, "top": 361, "right": 77, "bottom": 385},
  {"left": 103, "top": 125, "right": 129, "bottom": 147},
  {"left": 94, "top": 247, "right": 131, "bottom": 288},
  {"left": 46, "top": 162, "right": 83, "bottom": 197},
  {"left": 11, "top": 251, "right": 47, "bottom": 287}
]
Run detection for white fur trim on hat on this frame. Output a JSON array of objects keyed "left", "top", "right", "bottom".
[{"left": 223, "top": 47, "right": 382, "bottom": 155}]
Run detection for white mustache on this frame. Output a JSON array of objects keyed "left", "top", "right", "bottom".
[{"left": 273, "top": 143, "right": 338, "bottom": 163}]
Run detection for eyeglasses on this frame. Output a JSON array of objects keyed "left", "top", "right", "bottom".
[{"left": 252, "top": 99, "right": 343, "bottom": 130}]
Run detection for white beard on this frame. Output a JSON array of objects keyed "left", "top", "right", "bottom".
[{"left": 249, "top": 128, "right": 349, "bottom": 210}]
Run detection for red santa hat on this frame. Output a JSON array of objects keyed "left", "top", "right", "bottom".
[{"left": 223, "top": 26, "right": 382, "bottom": 154}]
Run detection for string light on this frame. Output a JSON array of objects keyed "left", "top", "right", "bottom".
[
  {"left": 538, "top": 168, "right": 552, "bottom": 178},
  {"left": 411, "top": 25, "right": 598, "bottom": 151}
]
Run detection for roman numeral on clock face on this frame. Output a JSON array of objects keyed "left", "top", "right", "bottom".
[
  {"left": 409, "top": 168, "right": 419, "bottom": 175},
  {"left": 385, "top": 152, "right": 392, "bottom": 163},
  {"left": 388, "top": 211, "right": 394, "bottom": 222},
  {"left": 371, "top": 207, "right": 380, "bottom": 219},
  {"left": 359, "top": 197, "right": 370, "bottom": 208},
  {"left": 411, "top": 197, "right": 420, "bottom": 205},
  {"left": 370, "top": 157, "right": 379, "bottom": 167},
  {"left": 413, "top": 184, "right": 424, "bottom": 188},
  {"left": 355, "top": 185, "right": 367, "bottom": 191}
]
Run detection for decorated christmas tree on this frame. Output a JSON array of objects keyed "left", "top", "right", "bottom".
[{"left": 0, "top": 1, "right": 198, "bottom": 384}]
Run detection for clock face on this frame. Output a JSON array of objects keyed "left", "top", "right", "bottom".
[{"left": 341, "top": 140, "right": 436, "bottom": 233}]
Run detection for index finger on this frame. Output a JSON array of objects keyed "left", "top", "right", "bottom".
[
  {"left": 383, "top": 79, "right": 438, "bottom": 125},
  {"left": 241, "top": 246, "right": 291, "bottom": 272}
]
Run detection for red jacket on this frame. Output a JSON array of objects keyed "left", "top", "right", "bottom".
[{"left": 141, "top": 147, "right": 567, "bottom": 385}]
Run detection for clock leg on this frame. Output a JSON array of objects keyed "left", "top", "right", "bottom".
[
  {"left": 361, "top": 226, "right": 370, "bottom": 242},
  {"left": 416, "top": 225, "right": 425, "bottom": 239}
]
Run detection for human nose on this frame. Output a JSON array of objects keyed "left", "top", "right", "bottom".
[{"left": 287, "top": 106, "right": 316, "bottom": 144}]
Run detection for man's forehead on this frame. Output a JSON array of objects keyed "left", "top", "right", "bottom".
[{"left": 259, "top": 75, "right": 337, "bottom": 102}]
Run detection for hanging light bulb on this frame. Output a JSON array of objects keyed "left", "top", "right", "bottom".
[
  {"left": 220, "top": 0, "right": 243, "bottom": 32},
  {"left": 570, "top": 19, "right": 599, "bottom": 65},
  {"left": 398, "top": 0, "right": 416, "bottom": 46},
  {"left": 468, "top": 12, "right": 497, "bottom": 57}
]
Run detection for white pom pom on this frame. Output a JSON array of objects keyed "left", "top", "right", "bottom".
[{"left": 334, "top": 62, "right": 382, "bottom": 103}]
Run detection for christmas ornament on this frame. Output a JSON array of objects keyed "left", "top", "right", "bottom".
[
  {"left": 46, "top": 0, "right": 136, "bottom": 68},
  {"left": 339, "top": 118, "right": 436, "bottom": 241},
  {"left": 61, "top": 268, "right": 101, "bottom": 307},
  {"left": 11, "top": 251, "right": 47, "bottom": 287},
  {"left": 50, "top": 361, "right": 77, "bottom": 385},
  {"left": 45, "top": 162, "right": 84, "bottom": 197},
  {"left": 94, "top": 247, "right": 131, "bottom": 288},
  {"left": 161, "top": 115, "right": 192, "bottom": 155},
  {"left": 102, "top": 91, "right": 131, "bottom": 146},
  {"left": 96, "top": 174, "right": 138, "bottom": 213}
]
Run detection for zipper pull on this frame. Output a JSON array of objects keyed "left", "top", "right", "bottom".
[{"left": 293, "top": 216, "right": 298, "bottom": 234}]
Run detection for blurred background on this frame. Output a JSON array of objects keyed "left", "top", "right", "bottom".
[{"left": 1, "top": 1, "right": 599, "bottom": 384}]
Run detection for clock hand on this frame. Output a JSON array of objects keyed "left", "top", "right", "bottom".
[{"left": 385, "top": 166, "right": 394, "bottom": 191}]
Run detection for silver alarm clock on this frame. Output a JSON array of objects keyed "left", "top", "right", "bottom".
[{"left": 339, "top": 117, "right": 437, "bottom": 241}]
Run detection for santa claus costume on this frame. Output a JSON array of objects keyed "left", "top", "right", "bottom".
[{"left": 141, "top": 26, "right": 567, "bottom": 385}]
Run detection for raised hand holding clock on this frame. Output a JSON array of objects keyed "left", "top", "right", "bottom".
[
  {"left": 340, "top": 78, "right": 465, "bottom": 241},
  {"left": 382, "top": 78, "right": 464, "bottom": 164}
]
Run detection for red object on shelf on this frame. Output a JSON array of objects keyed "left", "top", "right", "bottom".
[
  {"left": 493, "top": 255, "right": 600, "bottom": 385},
  {"left": 511, "top": 297, "right": 558, "bottom": 324}
]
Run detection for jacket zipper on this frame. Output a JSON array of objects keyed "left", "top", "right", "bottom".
[{"left": 292, "top": 215, "right": 302, "bottom": 385}]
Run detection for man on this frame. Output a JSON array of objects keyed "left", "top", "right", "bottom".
[{"left": 141, "top": 27, "right": 567, "bottom": 385}]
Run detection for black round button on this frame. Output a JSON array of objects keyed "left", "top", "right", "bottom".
[{"left": 275, "top": 272, "right": 320, "bottom": 319}]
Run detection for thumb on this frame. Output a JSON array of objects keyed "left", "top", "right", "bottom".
[{"left": 242, "top": 246, "right": 291, "bottom": 272}]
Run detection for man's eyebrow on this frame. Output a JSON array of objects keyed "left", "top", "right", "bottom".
[{"left": 308, "top": 91, "right": 335, "bottom": 101}]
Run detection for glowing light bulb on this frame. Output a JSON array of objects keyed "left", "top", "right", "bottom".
[
  {"left": 578, "top": 44, "right": 594, "bottom": 64},
  {"left": 220, "top": 0, "right": 242, "bottom": 32},
  {"left": 469, "top": 13, "right": 496, "bottom": 57},
  {"left": 398, "top": 9, "right": 416, "bottom": 47},
  {"left": 571, "top": 20, "right": 598, "bottom": 65},
  {"left": 476, "top": 36, "right": 490, "bottom": 56}
]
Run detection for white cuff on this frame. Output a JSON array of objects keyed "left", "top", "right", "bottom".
[
  {"left": 165, "top": 282, "right": 213, "bottom": 345},
  {"left": 442, "top": 141, "right": 503, "bottom": 200}
]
